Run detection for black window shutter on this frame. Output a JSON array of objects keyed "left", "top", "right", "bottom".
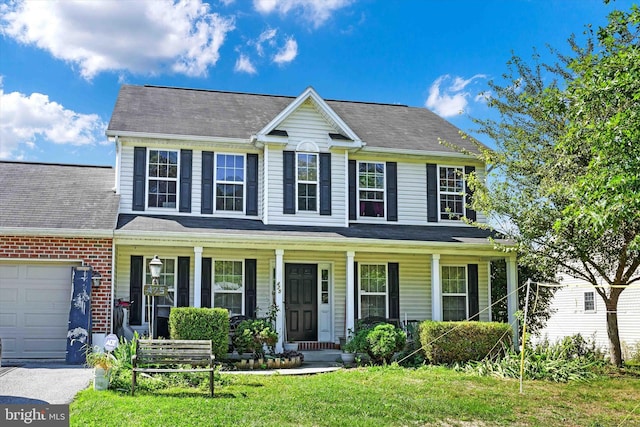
[
  {"left": 129, "top": 256, "right": 143, "bottom": 325},
  {"left": 245, "top": 259, "right": 257, "bottom": 318},
  {"left": 388, "top": 262, "right": 400, "bottom": 319},
  {"left": 319, "top": 153, "right": 332, "bottom": 215},
  {"left": 283, "top": 151, "right": 295, "bottom": 214},
  {"left": 201, "top": 151, "right": 214, "bottom": 214},
  {"left": 426, "top": 163, "right": 438, "bottom": 222},
  {"left": 246, "top": 154, "right": 259, "bottom": 216},
  {"left": 386, "top": 162, "right": 398, "bottom": 221},
  {"left": 464, "top": 166, "right": 477, "bottom": 221},
  {"left": 179, "top": 150, "right": 192, "bottom": 213},
  {"left": 353, "top": 261, "right": 359, "bottom": 322},
  {"left": 348, "top": 160, "right": 357, "bottom": 220},
  {"left": 177, "top": 257, "right": 190, "bottom": 307},
  {"left": 132, "top": 147, "right": 146, "bottom": 211},
  {"left": 468, "top": 264, "right": 479, "bottom": 321},
  {"left": 201, "top": 258, "right": 212, "bottom": 308}
]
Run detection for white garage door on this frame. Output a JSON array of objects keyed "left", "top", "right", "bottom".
[{"left": 0, "top": 263, "right": 75, "bottom": 359}]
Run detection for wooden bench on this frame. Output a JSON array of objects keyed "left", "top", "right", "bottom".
[{"left": 132, "top": 339, "right": 215, "bottom": 396}]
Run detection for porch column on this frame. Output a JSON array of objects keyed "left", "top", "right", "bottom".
[
  {"left": 431, "top": 254, "right": 442, "bottom": 321},
  {"left": 275, "top": 249, "right": 285, "bottom": 353},
  {"left": 345, "top": 251, "right": 355, "bottom": 336},
  {"left": 193, "top": 247, "right": 203, "bottom": 308},
  {"left": 506, "top": 256, "right": 519, "bottom": 348}
]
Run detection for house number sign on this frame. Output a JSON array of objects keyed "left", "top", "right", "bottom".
[{"left": 144, "top": 284, "right": 168, "bottom": 297}]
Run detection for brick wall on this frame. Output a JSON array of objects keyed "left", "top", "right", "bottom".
[{"left": 0, "top": 235, "right": 113, "bottom": 333}]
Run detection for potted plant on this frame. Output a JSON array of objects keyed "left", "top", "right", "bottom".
[
  {"left": 85, "top": 347, "right": 117, "bottom": 391},
  {"left": 283, "top": 341, "right": 298, "bottom": 352},
  {"left": 341, "top": 329, "right": 363, "bottom": 365}
]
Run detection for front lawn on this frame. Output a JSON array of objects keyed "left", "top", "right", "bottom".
[{"left": 70, "top": 365, "right": 640, "bottom": 426}]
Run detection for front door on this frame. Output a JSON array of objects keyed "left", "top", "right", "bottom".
[{"left": 285, "top": 264, "right": 317, "bottom": 341}]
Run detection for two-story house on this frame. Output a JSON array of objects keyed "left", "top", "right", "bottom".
[{"left": 106, "top": 85, "right": 518, "bottom": 351}]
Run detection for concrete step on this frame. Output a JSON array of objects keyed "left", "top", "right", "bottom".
[{"left": 300, "top": 350, "right": 343, "bottom": 363}]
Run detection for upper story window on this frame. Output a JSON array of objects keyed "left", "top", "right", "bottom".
[
  {"left": 297, "top": 153, "right": 318, "bottom": 211},
  {"left": 442, "top": 265, "right": 467, "bottom": 321},
  {"left": 359, "top": 162, "right": 385, "bottom": 218},
  {"left": 439, "top": 166, "right": 464, "bottom": 220},
  {"left": 584, "top": 291, "right": 595, "bottom": 312},
  {"left": 215, "top": 154, "right": 245, "bottom": 212},
  {"left": 213, "top": 260, "right": 244, "bottom": 315},
  {"left": 360, "top": 264, "right": 387, "bottom": 318},
  {"left": 148, "top": 150, "right": 178, "bottom": 208}
]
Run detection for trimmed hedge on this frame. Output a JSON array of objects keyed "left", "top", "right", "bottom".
[
  {"left": 419, "top": 320, "right": 512, "bottom": 365},
  {"left": 169, "top": 307, "right": 229, "bottom": 358}
]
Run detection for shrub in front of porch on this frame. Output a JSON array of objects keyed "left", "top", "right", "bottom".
[
  {"left": 420, "top": 321, "right": 512, "bottom": 365},
  {"left": 169, "top": 307, "right": 229, "bottom": 358}
]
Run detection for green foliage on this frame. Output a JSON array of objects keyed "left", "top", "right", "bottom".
[
  {"left": 366, "top": 324, "right": 407, "bottom": 364},
  {"left": 84, "top": 347, "right": 117, "bottom": 370},
  {"left": 169, "top": 307, "right": 229, "bottom": 358},
  {"left": 233, "top": 319, "right": 278, "bottom": 357},
  {"left": 457, "top": 334, "right": 608, "bottom": 382},
  {"left": 420, "top": 321, "right": 512, "bottom": 365}
]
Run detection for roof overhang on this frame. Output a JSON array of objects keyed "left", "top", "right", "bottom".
[{"left": 0, "top": 227, "right": 114, "bottom": 239}]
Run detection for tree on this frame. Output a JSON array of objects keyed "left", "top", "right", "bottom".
[{"left": 462, "top": 5, "right": 640, "bottom": 367}]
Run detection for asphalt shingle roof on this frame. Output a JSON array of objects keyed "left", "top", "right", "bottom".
[
  {"left": 107, "top": 85, "right": 481, "bottom": 154},
  {"left": 0, "top": 161, "right": 119, "bottom": 231}
]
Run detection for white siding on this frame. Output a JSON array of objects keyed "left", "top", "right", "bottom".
[
  {"left": 279, "top": 101, "right": 335, "bottom": 150},
  {"left": 119, "top": 146, "right": 134, "bottom": 212},
  {"left": 192, "top": 149, "right": 202, "bottom": 215},
  {"left": 535, "top": 276, "right": 640, "bottom": 357},
  {"left": 397, "top": 162, "right": 428, "bottom": 225}
]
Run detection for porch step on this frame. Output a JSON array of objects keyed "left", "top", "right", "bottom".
[
  {"left": 300, "top": 349, "right": 343, "bottom": 363},
  {"left": 296, "top": 341, "right": 340, "bottom": 351}
]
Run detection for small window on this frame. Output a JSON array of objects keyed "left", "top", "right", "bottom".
[
  {"left": 584, "top": 291, "right": 595, "bottom": 312},
  {"left": 442, "top": 265, "right": 467, "bottom": 321},
  {"left": 215, "top": 154, "right": 244, "bottom": 211},
  {"left": 147, "top": 150, "right": 178, "bottom": 208},
  {"left": 321, "top": 268, "right": 330, "bottom": 304},
  {"left": 360, "top": 264, "right": 387, "bottom": 317},
  {"left": 358, "top": 162, "right": 385, "bottom": 218},
  {"left": 297, "top": 153, "right": 318, "bottom": 211},
  {"left": 439, "top": 166, "right": 464, "bottom": 220},
  {"left": 213, "top": 260, "right": 244, "bottom": 315}
]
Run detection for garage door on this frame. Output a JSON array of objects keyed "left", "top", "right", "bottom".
[{"left": 0, "top": 263, "right": 75, "bottom": 359}]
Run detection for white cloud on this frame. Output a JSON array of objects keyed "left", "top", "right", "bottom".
[
  {"left": 425, "top": 74, "right": 488, "bottom": 118},
  {"left": 0, "top": 0, "right": 235, "bottom": 80},
  {"left": 0, "top": 89, "right": 106, "bottom": 159},
  {"left": 255, "top": 28, "right": 277, "bottom": 56},
  {"left": 253, "top": 0, "right": 352, "bottom": 28},
  {"left": 273, "top": 38, "right": 298, "bottom": 64},
  {"left": 235, "top": 54, "right": 257, "bottom": 74}
]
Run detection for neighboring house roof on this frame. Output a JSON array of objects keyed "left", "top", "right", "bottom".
[
  {"left": 107, "top": 85, "right": 482, "bottom": 154},
  {"left": 116, "top": 214, "right": 501, "bottom": 246},
  {"left": 0, "top": 161, "right": 119, "bottom": 233}
]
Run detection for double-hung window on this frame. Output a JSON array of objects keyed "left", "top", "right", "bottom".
[
  {"left": 442, "top": 265, "right": 467, "bottom": 321},
  {"left": 148, "top": 150, "right": 178, "bottom": 208},
  {"left": 439, "top": 166, "right": 464, "bottom": 220},
  {"left": 142, "top": 257, "right": 176, "bottom": 323},
  {"left": 584, "top": 291, "right": 595, "bottom": 312},
  {"left": 213, "top": 260, "right": 244, "bottom": 315},
  {"left": 215, "top": 154, "right": 244, "bottom": 212},
  {"left": 297, "top": 153, "right": 318, "bottom": 211},
  {"left": 358, "top": 162, "right": 385, "bottom": 218},
  {"left": 360, "top": 264, "right": 387, "bottom": 318}
]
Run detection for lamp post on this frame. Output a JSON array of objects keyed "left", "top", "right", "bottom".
[{"left": 147, "top": 256, "right": 163, "bottom": 338}]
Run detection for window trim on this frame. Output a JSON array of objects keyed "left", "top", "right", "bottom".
[
  {"left": 214, "top": 152, "right": 246, "bottom": 213},
  {"left": 357, "top": 161, "right": 386, "bottom": 220},
  {"left": 358, "top": 263, "right": 388, "bottom": 318},
  {"left": 441, "top": 264, "right": 468, "bottom": 321},
  {"left": 584, "top": 291, "right": 596, "bottom": 313},
  {"left": 146, "top": 148, "right": 180, "bottom": 211},
  {"left": 437, "top": 165, "right": 465, "bottom": 221},
  {"left": 296, "top": 152, "right": 319, "bottom": 213},
  {"left": 141, "top": 256, "right": 178, "bottom": 324},
  {"left": 212, "top": 259, "right": 245, "bottom": 316}
]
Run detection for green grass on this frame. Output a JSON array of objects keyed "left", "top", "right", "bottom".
[{"left": 71, "top": 365, "right": 640, "bottom": 426}]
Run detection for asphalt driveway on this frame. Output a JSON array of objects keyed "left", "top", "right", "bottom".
[{"left": 0, "top": 362, "right": 92, "bottom": 404}]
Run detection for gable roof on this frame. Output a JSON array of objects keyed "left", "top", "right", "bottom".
[
  {"left": 107, "top": 85, "right": 483, "bottom": 155},
  {"left": 0, "top": 161, "right": 119, "bottom": 234}
]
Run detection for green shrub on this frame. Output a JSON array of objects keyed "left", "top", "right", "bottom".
[
  {"left": 169, "top": 307, "right": 229, "bottom": 358},
  {"left": 233, "top": 319, "right": 278, "bottom": 357},
  {"left": 366, "top": 324, "right": 406, "bottom": 364},
  {"left": 420, "top": 320, "right": 512, "bottom": 365}
]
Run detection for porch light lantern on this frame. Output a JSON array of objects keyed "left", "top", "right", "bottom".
[
  {"left": 149, "top": 255, "right": 163, "bottom": 283},
  {"left": 91, "top": 270, "right": 102, "bottom": 288},
  {"left": 147, "top": 255, "right": 163, "bottom": 338}
]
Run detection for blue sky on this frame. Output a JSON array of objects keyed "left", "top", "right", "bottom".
[{"left": 0, "top": 0, "right": 635, "bottom": 166}]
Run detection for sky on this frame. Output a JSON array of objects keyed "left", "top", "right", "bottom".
[{"left": 0, "top": 0, "right": 636, "bottom": 166}]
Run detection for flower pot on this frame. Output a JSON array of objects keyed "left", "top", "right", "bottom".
[
  {"left": 283, "top": 342, "right": 298, "bottom": 352},
  {"left": 341, "top": 352, "right": 356, "bottom": 365},
  {"left": 93, "top": 367, "right": 111, "bottom": 391}
]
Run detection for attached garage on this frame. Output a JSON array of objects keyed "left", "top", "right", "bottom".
[{"left": 0, "top": 262, "right": 78, "bottom": 359}]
